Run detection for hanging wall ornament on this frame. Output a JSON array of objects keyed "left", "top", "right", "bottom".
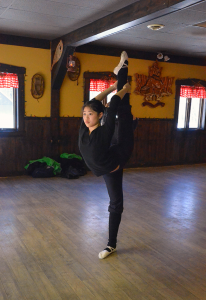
[
  {"left": 31, "top": 73, "right": 44, "bottom": 100},
  {"left": 51, "top": 40, "right": 63, "bottom": 70},
  {"left": 157, "top": 53, "right": 163, "bottom": 60},
  {"left": 134, "top": 60, "right": 174, "bottom": 108},
  {"left": 164, "top": 55, "right": 170, "bottom": 62},
  {"left": 66, "top": 55, "right": 80, "bottom": 84}
]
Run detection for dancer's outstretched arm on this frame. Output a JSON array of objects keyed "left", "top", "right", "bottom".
[{"left": 94, "top": 82, "right": 117, "bottom": 101}]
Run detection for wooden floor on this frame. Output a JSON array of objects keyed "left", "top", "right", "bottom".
[{"left": 0, "top": 164, "right": 206, "bottom": 300}]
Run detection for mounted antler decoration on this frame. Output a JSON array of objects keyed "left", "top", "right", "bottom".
[{"left": 134, "top": 60, "right": 174, "bottom": 108}]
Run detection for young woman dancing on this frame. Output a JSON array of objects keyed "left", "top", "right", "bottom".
[{"left": 79, "top": 51, "right": 134, "bottom": 259}]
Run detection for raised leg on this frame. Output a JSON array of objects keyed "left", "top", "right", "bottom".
[{"left": 114, "top": 52, "right": 134, "bottom": 166}]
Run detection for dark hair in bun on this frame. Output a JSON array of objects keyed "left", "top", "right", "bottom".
[{"left": 83, "top": 99, "right": 105, "bottom": 114}]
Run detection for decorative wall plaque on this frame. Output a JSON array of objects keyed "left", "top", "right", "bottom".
[
  {"left": 134, "top": 60, "right": 174, "bottom": 108},
  {"left": 31, "top": 73, "right": 44, "bottom": 100}
]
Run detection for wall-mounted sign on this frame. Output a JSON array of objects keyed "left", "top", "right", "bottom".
[{"left": 134, "top": 60, "right": 174, "bottom": 108}]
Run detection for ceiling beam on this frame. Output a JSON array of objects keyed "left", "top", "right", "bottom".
[
  {"left": 52, "top": 0, "right": 203, "bottom": 50},
  {"left": 51, "top": 0, "right": 204, "bottom": 89}
]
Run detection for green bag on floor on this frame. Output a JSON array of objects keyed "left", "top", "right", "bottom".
[
  {"left": 25, "top": 156, "right": 61, "bottom": 175},
  {"left": 60, "top": 153, "right": 82, "bottom": 160}
]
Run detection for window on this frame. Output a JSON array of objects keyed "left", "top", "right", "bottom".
[
  {"left": 175, "top": 79, "right": 206, "bottom": 130},
  {"left": 0, "top": 87, "right": 15, "bottom": 128},
  {"left": 0, "top": 73, "right": 18, "bottom": 129},
  {"left": 0, "top": 63, "right": 25, "bottom": 136},
  {"left": 84, "top": 71, "right": 131, "bottom": 105},
  {"left": 89, "top": 78, "right": 116, "bottom": 105}
]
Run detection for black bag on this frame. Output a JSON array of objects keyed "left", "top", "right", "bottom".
[
  {"left": 26, "top": 162, "right": 47, "bottom": 175},
  {"left": 60, "top": 157, "right": 87, "bottom": 178},
  {"left": 64, "top": 166, "right": 80, "bottom": 179},
  {"left": 32, "top": 166, "right": 55, "bottom": 178}
]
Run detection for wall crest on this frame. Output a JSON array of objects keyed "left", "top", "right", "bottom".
[{"left": 134, "top": 60, "right": 174, "bottom": 108}]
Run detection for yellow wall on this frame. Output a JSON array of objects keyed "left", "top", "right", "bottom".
[
  {"left": 0, "top": 44, "right": 51, "bottom": 117},
  {"left": 60, "top": 53, "right": 206, "bottom": 118},
  {"left": 1, "top": 45, "right": 205, "bottom": 119}
]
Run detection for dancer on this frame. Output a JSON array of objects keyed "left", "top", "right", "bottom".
[{"left": 79, "top": 51, "right": 134, "bottom": 259}]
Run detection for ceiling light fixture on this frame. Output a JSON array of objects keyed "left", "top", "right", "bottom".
[{"left": 147, "top": 24, "right": 165, "bottom": 30}]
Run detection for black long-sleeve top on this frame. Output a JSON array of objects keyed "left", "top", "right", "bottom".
[{"left": 78, "top": 95, "right": 120, "bottom": 177}]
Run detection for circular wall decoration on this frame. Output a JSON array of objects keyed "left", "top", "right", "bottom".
[
  {"left": 31, "top": 73, "right": 44, "bottom": 99},
  {"left": 67, "top": 56, "right": 80, "bottom": 81}
]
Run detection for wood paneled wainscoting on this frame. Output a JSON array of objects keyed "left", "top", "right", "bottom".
[
  {"left": 0, "top": 117, "right": 205, "bottom": 176},
  {"left": 0, "top": 116, "right": 82, "bottom": 177},
  {"left": 128, "top": 118, "right": 206, "bottom": 168}
]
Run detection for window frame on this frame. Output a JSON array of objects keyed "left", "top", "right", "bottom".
[
  {"left": 174, "top": 79, "right": 206, "bottom": 131},
  {"left": 0, "top": 63, "right": 26, "bottom": 137},
  {"left": 84, "top": 71, "right": 132, "bottom": 104}
]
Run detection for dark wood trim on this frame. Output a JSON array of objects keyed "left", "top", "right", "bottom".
[
  {"left": 52, "top": 0, "right": 203, "bottom": 49},
  {"left": 199, "top": 98, "right": 205, "bottom": 128},
  {"left": 174, "top": 84, "right": 181, "bottom": 128},
  {"left": 61, "top": 116, "right": 175, "bottom": 121},
  {"left": 24, "top": 117, "right": 51, "bottom": 120},
  {"left": 76, "top": 45, "right": 206, "bottom": 67},
  {"left": 0, "top": 130, "right": 26, "bottom": 138},
  {"left": 51, "top": 89, "right": 60, "bottom": 119},
  {"left": 51, "top": 89, "right": 60, "bottom": 156},
  {"left": 176, "top": 78, "right": 206, "bottom": 87},
  {"left": 168, "top": 0, "right": 202, "bottom": 8},
  {"left": 0, "top": 62, "right": 25, "bottom": 74},
  {"left": 0, "top": 33, "right": 50, "bottom": 49},
  {"left": 59, "top": 116, "right": 82, "bottom": 120},
  {"left": 51, "top": 46, "right": 75, "bottom": 90},
  {"left": 83, "top": 71, "right": 132, "bottom": 81},
  {"left": 84, "top": 74, "right": 90, "bottom": 104},
  {"left": 84, "top": 71, "right": 116, "bottom": 79},
  {"left": 186, "top": 98, "right": 191, "bottom": 129},
  {"left": 18, "top": 73, "right": 25, "bottom": 132}
]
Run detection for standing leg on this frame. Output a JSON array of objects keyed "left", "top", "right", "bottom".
[{"left": 99, "top": 169, "right": 123, "bottom": 259}]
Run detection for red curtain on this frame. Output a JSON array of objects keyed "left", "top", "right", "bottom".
[
  {"left": 90, "top": 79, "right": 116, "bottom": 92},
  {"left": 180, "top": 85, "right": 206, "bottom": 98},
  {"left": 0, "top": 73, "right": 19, "bottom": 88}
]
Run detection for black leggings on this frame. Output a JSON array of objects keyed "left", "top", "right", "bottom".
[{"left": 102, "top": 61, "right": 134, "bottom": 248}]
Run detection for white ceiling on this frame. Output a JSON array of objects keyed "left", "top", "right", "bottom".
[
  {"left": 1, "top": 0, "right": 206, "bottom": 58},
  {"left": 89, "top": 0, "right": 206, "bottom": 58},
  {"left": 0, "top": 0, "right": 139, "bottom": 39}
]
